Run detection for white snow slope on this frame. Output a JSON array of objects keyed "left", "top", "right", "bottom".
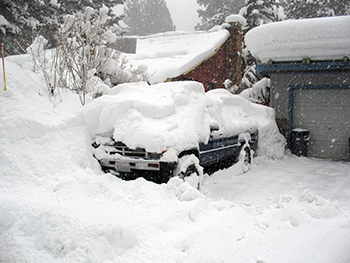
[{"left": 1, "top": 54, "right": 350, "bottom": 263}]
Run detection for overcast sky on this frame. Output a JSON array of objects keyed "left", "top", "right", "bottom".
[{"left": 165, "top": 0, "right": 200, "bottom": 31}]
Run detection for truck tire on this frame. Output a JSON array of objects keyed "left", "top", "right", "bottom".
[
  {"left": 239, "top": 146, "right": 251, "bottom": 173},
  {"left": 175, "top": 154, "right": 203, "bottom": 189}
]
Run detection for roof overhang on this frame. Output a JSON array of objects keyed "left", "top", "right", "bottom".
[{"left": 256, "top": 60, "right": 350, "bottom": 76}]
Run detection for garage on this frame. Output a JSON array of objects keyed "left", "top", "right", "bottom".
[
  {"left": 245, "top": 16, "right": 350, "bottom": 161},
  {"left": 292, "top": 86, "right": 350, "bottom": 160}
]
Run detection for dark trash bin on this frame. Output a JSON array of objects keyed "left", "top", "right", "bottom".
[{"left": 291, "top": 129, "right": 310, "bottom": 157}]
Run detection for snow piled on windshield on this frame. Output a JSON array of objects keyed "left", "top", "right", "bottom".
[
  {"left": 245, "top": 16, "right": 350, "bottom": 63},
  {"left": 83, "top": 81, "right": 284, "bottom": 157}
]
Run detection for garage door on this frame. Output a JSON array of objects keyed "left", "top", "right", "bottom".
[{"left": 293, "top": 87, "right": 350, "bottom": 160}]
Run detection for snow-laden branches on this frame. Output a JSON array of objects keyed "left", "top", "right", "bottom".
[
  {"left": 57, "top": 7, "right": 114, "bottom": 105},
  {"left": 239, "top": 77, "right": 270, "bottom": 105},
  {"left": 28, "top": 6, "right": 149, "bottom": 105}
]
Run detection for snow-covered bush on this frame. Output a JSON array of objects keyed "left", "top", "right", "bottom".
[
  {"left": 239, "top": 64, "right": 257, "bottom": 90},
  {"left": 224, "top": 79, "right": 238, "bottom": 93},
  {"left": 27, "top": 36, "right": 61, "bottom": 100},
  {"left": 26, "top": 36, "right": 48, "bottom": 70},
  {"left": 28, "top": 6, "right": 149, "bottom": 105},
  {"left": 57, "top": 6, "right": 121, "bottom": 105},
  {"left": 97, "top": 56, "right": 149, "bottom": 88},
  {"left": 240, "top": 77, "right": 270, "bottom": 104}
]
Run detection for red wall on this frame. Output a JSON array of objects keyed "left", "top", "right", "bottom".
[{"left": 172, "top": 44, "right": 227, "bottom": 92}]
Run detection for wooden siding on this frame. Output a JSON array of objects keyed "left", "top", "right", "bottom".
[
  {"left": 172, "top": 44, "right": 227, "bottom": 91},
  {"left": 172, "top": 22, "right": 244, "bottom": 92}
]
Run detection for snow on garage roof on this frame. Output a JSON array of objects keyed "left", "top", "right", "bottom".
[
  {"left": 124, "top": 29, "right": 230, "bottom": 84},
  {"left": 245, "top": 16, "right": 350, "bottom": 64}
]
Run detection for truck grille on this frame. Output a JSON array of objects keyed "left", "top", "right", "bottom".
[{"left": 105, "top": 143, "right": 161, "bottom": 160}]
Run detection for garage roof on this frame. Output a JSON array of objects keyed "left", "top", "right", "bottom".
[{"left": 245, "top": 16, "right": 350, "bottom": 63}]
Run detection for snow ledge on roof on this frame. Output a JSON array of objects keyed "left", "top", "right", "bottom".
[{"left": 245, "top": 16, "right": 350, "bottom": 64}]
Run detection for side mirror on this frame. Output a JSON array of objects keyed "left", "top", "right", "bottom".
[{"left": 210, "top": 123, "right": 219, "bottom": 132}]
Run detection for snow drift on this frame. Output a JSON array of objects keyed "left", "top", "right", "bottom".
[{"left": 1, "top": 52, "right": 349, "bottom": 263}]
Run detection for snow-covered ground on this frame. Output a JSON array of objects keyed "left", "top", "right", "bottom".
[{"left": 1, "top": 55, "right": 350, "bottom": 263}]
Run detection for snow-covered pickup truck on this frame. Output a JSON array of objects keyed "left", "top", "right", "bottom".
[
  {"left": 90, "top": 81, "right": 274, "bottom": 184},
  {"left": 92, "top": 128, "right": 258, "bottom": 184}
]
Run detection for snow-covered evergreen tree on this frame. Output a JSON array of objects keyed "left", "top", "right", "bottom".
[
  {"left": 0, "top": 0, "right": 124, "bottom": 56},
  {"left": 239, "top": 0, "right": 283, "bottom": 33},
  {"left": 196, "top": 0, "right": 283, "bottom": 33},
  {"left": 123, "top": 0, "right": 174, "bottom": 36},
  {"left": 283, "top": 0, "right": 350, "bottom": 19},
  {"left": 196, "top": 0, "right": 245, "bottom": 31},
  {"left": 0, "top": 0, "right": 59, "bottom": 55},
  {"left": 58, "top": 0, "right": 125, "bottom": 27}
]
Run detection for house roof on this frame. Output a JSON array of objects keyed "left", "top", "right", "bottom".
[
  {"left": 245, "top": 16, "right": 350, "bottom": 64},
  {"left": 124, "top": 29, "right": 230, "bottom": 84}
]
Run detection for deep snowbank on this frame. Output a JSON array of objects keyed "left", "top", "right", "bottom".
[{"left": 0, "top": 54, "right": 349, "bottom": 263}]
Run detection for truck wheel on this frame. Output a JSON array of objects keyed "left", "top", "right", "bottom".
[
  {"left": 239, "top": 146, "right": 251, "bottom": 173},
  {"left": 176, "top": 154, "right": 203, "bottom": 189},
  {"left": 180, "top": 163, "right": 198, "bottom": 178}
]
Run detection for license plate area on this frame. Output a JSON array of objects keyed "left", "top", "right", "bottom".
[
  {"left": 111, "top": 160, "right": 160, "bottom": 172},
  {"left": 116, "top": 162, "right": 131, "bottom": 172}
]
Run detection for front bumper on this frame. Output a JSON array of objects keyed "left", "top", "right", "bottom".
[
  {"left": 99, "top": 157, "right": 162, "bottom": 173},
  {"left": 99, "top": 157, "right": 177, "bottom": 184}
]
